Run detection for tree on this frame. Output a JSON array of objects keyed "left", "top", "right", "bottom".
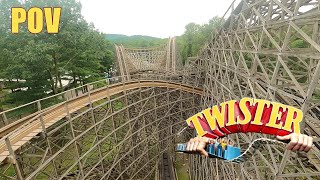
[
  {"left": 0, "top": 0, "right": 114, "bottom": 106},
  {"left": 178, "top": 16, "right": 224, "bottom": 64}
]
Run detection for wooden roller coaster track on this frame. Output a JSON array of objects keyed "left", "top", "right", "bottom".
[
  {"left": 0, "top": 78, "right": 203, "bottom": 163},
  {"left": 1, "top": 0, "right": 320, "bottom": 179}
]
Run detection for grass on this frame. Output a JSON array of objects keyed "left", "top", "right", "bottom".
[
  {"left": 0, "top": 166, "right": 16, "bottom": 180},
  {"left": 175, "top": 154, "right": 189, "bottom": 180},
  {"left": 113, "top": 101, "right": 124, "bottom": 111},
  {"left": 0, "top": 89, "right": 10, "bottom": 97},
  {"left": 0, "top": 114, "right": 123, "bottom": 179},
  {"left": 0, "top": 89, "right": 12, "bottom": 111}
]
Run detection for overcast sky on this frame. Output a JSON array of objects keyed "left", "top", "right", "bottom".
[{"left": 79, "top": 0, "right": 234, "bottom": 38}]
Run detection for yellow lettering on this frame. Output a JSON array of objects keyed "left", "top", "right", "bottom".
[
  {"left": 283, "top": 107, "right": 303, "bottom": 134},
  {"left": 226, "top": 100, "right": 237, "bottom": 126},
  {"left": 11, "top": 8, "right": 26, "bottom": 33},
  {"left": 251, "top": 99, "right": 270, "bottom": 125},
  {"left": 28, "top": 7, "right": 43, "bottom": 34},
  {"left": 237, "top": 98, "right": 254, "bottom": 125},
  {"left": 202, "top": 108, "right": 214, "bottom": 129},
  {"left": 211, "top": 103, "right": 227, "bottom": 129},
  {"left": 266, "top": 102, "right": 286, "bottom": 129},
  {"left": 186, "top": 113, "right": 206, "bottom": 137},
  {"left": 186, "top": 98, "right": 303, "bottom": 136},
  {"left": 44, "top": 7, "right": 61, "bottom": 33}
]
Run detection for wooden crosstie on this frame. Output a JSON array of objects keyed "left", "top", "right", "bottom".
[
  {"left": 115, "top": 37, "right": 180, "bottom": 80},
  {"left": 194, "top": 0, "right": 320, "bottom": 179},
  {"left": 0, "top": 76, "right": 203, "bottom": 179},
  {"left": 0, "top": 79, "right": 203, "bottom": 159},
  {"left": 1, "top": 0, "right": 320, "bottom": 179}
]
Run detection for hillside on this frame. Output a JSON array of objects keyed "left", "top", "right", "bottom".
[{"left": 106, "top": 34, "right": 167, "bottom": 48}]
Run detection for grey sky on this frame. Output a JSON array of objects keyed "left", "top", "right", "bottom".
[{"left": 79, "top": 0, "right": 235, "bottom": 38}]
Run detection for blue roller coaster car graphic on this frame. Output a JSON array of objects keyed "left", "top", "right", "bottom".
[{"left": 176, "top": 143, "right": 242, "bottom": 163}]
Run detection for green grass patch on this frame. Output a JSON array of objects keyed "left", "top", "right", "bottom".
[{"left": 175, "top": 154, "right": 189, "bottom": 180}]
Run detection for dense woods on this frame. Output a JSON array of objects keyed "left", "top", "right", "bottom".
[
  {"left": 106, "top": 34, "right": 166, "bottom": 48},
  {"left": 106, "top": 17, "right": 224, "bottom": 65},
  {"left": 177, "top": 16, "right": 224, "bottom": 64},
  {"left": 0, "top": 0, "right": 114, "bottom": 109},
  {"left": 0, "top": 0, "right": 231, "bottom": 112}
]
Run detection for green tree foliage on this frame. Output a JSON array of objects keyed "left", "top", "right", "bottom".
[
  {"left": 0, "top": 0, "right": 114, "bottom": 106},
  {"left": 106, "top": 34, "right": 166, "bottom": 48},
  {"left": 177, "top": 16, "right": 224, "bottom": 64}
]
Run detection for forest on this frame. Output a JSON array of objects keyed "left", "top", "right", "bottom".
[
  {"left": 106, "top": 17, "right": 224, "bottom": 64},
  {"left": 177, "top": 17, "right": 224, "bottom": 64},
  {"left": 0, "top": 0, "right": 225, "bottom": 112},
  {"left": 0, "top": 0, "right": 114, "bottom": 110},
  {"left": 106, "top": 34, "right": 167, "bottom": 48}
]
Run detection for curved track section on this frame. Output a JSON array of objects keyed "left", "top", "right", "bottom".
[
  {"left": 0, "top": 76, "right": 202, "bottom": 179},
  {"left": 115, "top": 37, "right": 180, "bottom": 78},
  {"left": 2, "top": 0, "right": 320, "bottom": 179}
]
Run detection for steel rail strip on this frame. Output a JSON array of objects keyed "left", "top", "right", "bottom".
[{"left": 0, "top": 80, "right": 203, "bottom": 163}]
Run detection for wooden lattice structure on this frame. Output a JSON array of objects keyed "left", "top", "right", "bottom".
[
  {"left": 192, "top": 0, "right": 320, "bottom": 179},
  {"left": 115, "top": 37, "right": 180, "bottom": 80},
  {"left": 0, "top": 0, "right": 320, "bottom": 179}
]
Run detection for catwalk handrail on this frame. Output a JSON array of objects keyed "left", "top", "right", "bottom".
[
  {"left": 0, "top": 74, "right": 203, "bottom": 136},
  {"left": 0, "top": 74, "right": 201, "bottom": 131},
  {"left": 0, "top": 74, "right": 203, "bottom": 163}
]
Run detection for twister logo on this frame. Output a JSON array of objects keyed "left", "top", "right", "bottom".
[
  {"left": 187, "top": 98, "right": 303, "bottom": 138},
  {"left": 11, "top": 7, "right": 61, "bottom": 34}
]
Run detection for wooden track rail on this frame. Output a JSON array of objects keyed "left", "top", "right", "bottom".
[
  {"left": 193, "top": 0, "right": 320, "bottom": 179},
  {"left": 2, "top": 0, "right": 320, "bottom": 179},
  {"left": 0, "top": 80, "right": 203, "bottom": 163}
]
